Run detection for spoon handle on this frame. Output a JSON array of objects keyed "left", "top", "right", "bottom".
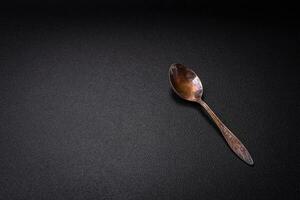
[{"left": 198, "top": 99, "right": 254, "bottom": 165}]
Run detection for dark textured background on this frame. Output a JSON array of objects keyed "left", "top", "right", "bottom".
[{"left": 0, "top": 1, "right": 299, "bottom": 199}]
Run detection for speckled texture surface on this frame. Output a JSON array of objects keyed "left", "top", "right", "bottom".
[{"left": 0, "top": 6, "right": 299, "bottom": 200}]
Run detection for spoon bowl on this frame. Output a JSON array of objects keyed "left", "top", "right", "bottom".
[{"left": 169, "top": 63, "right": 203, "bottom": 102}]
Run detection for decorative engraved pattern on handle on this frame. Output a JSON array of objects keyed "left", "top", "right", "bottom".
[{"left": 198, "top": 100, "right": 254, "bottom": 165}]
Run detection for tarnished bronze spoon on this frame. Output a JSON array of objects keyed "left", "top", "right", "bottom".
[{"left": 169, "top": 63, "right": 254, "bottom": 165}]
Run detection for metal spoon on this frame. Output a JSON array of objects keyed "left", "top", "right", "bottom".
[{"left": 169, "top": 63, "right": 254, "bottom": 165}]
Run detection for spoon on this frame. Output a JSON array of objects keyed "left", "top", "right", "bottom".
[{"left": 169, "top": 63, "right": 254, "bottom": 165}]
